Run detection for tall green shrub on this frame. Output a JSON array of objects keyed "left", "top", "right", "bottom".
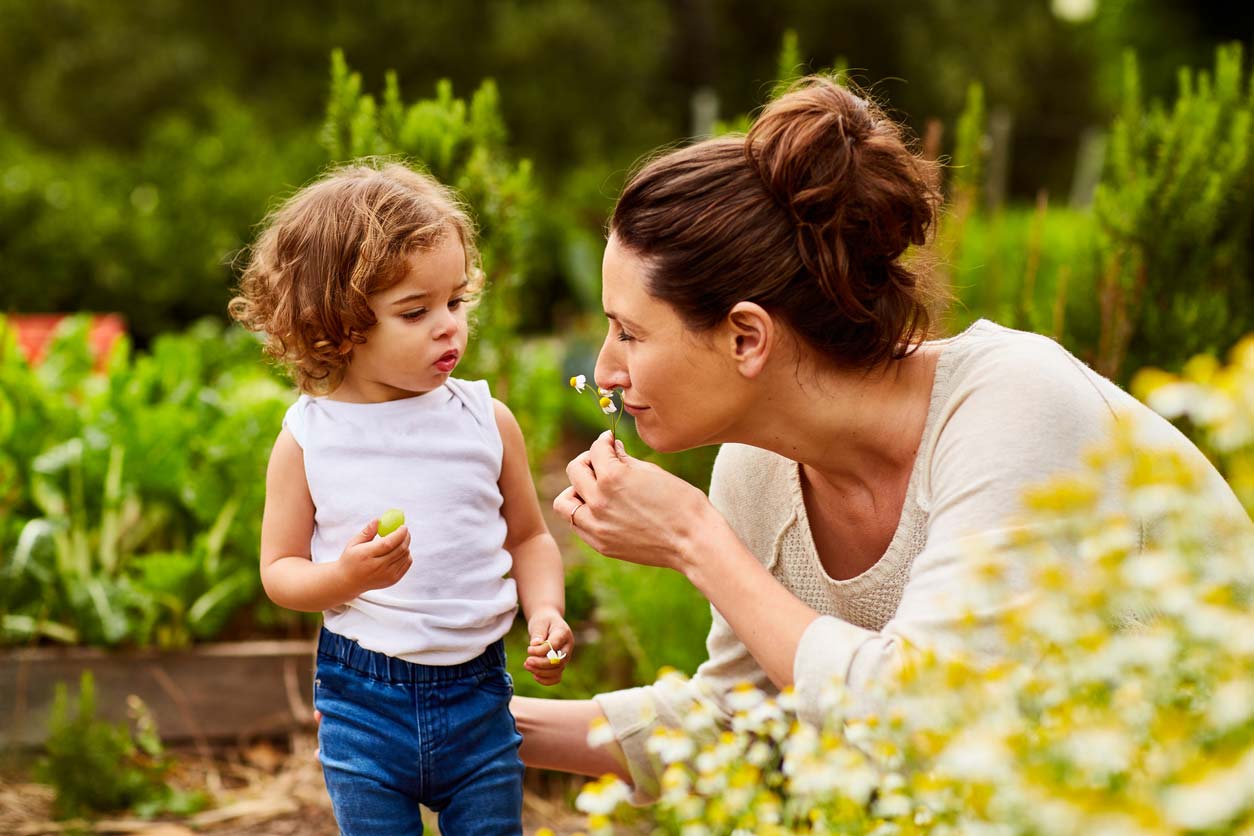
[{"left": 1092, "top": 43, "right": 1254, "bottom": 378}]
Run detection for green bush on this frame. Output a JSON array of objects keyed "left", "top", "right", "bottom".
[
  {"left": 0, "top": 315, "right": 295, "bottom": 647},
  {"left": 942, "top": 43, "right": 1254, "bottom": 383},
  {"left": 1092, "top": 43, "right": 1254, "bottom": 378},
  {"left": 0, "top": 97, "right": 320, "bottom": 343},
  {"left": 36, "top": 672, "right": 204, "bottom": 820}
]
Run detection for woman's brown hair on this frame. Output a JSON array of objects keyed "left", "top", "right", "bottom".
[
  {"left": 610, "top": 76, "right": 941, "bottom": 369},
  {"left": 229, "top": 160, "right": 481, "bottom": 394}
]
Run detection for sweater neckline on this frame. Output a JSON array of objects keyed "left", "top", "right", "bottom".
[{"left": 784, "top": 320, "right": 985, "bottom": 590}]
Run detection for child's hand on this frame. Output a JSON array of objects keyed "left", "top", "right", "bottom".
[
  {"left": 335, "top": 518, "right": 412, "bottom": 596},
  {"left": 524, "top": 608, "right": 573, "bottom": 686}
]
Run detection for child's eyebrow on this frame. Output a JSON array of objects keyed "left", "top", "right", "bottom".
[{"left": 390, "top": 279, "right": 469, "bottom": 306}]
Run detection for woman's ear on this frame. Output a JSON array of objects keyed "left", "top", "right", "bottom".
[{"left": 725, "top": 301, "right": 773, "bottom": 379}]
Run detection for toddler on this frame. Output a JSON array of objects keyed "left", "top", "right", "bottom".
[{"left": 229, "top": 161, "right": 571, "bottom": 835}]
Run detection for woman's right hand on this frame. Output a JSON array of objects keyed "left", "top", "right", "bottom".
[{"left": 336, "top": 518, "right": 412, "bottom": 595}]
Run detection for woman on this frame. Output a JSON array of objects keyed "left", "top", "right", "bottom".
[{"left": 511, "top": 76, "right": 1248, "bottom": 801}]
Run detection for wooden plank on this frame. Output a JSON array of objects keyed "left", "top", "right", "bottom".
[{"left": 0, "top": 641, "right": 316, "bottom": 749}]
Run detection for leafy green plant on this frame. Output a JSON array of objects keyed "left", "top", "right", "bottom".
[
  {"left": 36, "top": 672, "right": 205, "bottom": 820},
  {"left": 0, "top": 315, "right": 294, "bottom": 647}
]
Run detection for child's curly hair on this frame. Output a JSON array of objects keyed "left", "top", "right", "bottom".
[{"left": 229, "top": 160, "right": 483, "bottom": 394}]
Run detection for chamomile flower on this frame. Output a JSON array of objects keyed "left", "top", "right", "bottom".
[
  {"left": 567, "top": 373, "right": 624, "bottom": 434},
  {"left": 575, "top": 774, "right": 632, "bottom": 815},
  {"left": 547, "top": 647, "right": 568, "bottom": 665},
  {"left": 647, "top": 728, "right": 696, "bottom": 764},
  {"left": 586, "top": 716, "right": 616, "bottom": 748}
]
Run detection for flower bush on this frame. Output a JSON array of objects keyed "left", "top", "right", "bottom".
[{"left": 575, "top": 336, "right": 1254, "bottom": 835}]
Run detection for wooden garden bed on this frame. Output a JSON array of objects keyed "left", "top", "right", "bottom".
[{"left": 0, "top": 640, "right": 315, "bottom": 749}]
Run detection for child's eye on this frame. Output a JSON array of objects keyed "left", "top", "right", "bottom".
[
  {"left": 448, "top": 297, "right": 464, "bottom": 310},
  {"left": 401, "top": 309, "right": 427, "bottom": 321}
]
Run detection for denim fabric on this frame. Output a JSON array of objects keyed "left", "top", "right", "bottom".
[{"left": 314, "top": 627, "right": 524, "bottom": 835}]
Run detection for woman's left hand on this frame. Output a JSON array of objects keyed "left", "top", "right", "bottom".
[{"left": 554, "top": 431, "right": 720, "bottom": 573}]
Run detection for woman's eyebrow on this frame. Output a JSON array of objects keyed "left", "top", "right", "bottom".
[{"left": 605, "top": 311, "right": 642, "bottom": 331}]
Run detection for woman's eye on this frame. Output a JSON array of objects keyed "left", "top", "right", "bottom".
[
  {"left": 401, "top": 309, "right": 427, "bottom": 321},
  {"left": 616, "top": 331, "right": 635, "bottom": 342}
]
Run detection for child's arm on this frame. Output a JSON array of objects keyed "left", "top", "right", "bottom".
[
  {"left": 260, "top": 428, "right": 413, "bottom": 612},
  {"left": 493, "top": 400, "right": 572, "bottom": 685}
]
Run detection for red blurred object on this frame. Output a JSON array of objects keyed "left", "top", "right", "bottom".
[{"left": 7, "top": 313, "right": 127, "bottom": 369}]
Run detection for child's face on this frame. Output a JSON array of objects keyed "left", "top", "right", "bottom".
[{"left": 341, "top": 234, "right": 471, "bottom": 401}]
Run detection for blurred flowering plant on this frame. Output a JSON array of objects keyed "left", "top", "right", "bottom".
[{"left": 572, "top": 337, "right": 1254, "bottom": 835}]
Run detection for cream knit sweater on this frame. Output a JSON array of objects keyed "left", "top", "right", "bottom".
[{"left": 593, "top": 320, "right": 1249, "bottom": 802}]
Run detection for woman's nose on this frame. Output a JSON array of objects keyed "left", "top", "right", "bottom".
[{"left": 594, "top": 331, "right": 629, "bottom": 391}]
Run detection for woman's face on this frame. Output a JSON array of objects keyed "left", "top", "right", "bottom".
[{"left": 595, "top": 235, "right": 746, "bottom": 453}]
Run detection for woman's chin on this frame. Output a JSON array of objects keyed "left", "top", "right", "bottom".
[{"left": 634, "top": 422, "right": 693, "bottom": 454}]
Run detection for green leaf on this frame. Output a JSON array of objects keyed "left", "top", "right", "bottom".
[{"left": 187, "top": 569, "right": 256, "bottom": 638}]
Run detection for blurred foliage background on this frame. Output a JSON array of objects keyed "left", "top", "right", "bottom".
[{"left": 2, "top": 0, "right": 1253, "bottom": 706}]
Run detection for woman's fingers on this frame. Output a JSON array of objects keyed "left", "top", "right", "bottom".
[
  {"left": 553, "top": 486, "right": 583, "bottom": 522},
  {"left": 565, "top": 450, "right": 598, "bottom": 505},
  {"left": 588, "top": 431, "right": 627, "bottom": 479}
]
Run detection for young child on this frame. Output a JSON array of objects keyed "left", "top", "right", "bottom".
[{"left": 229, "top": 161, "right": 571, "bottom": 835}]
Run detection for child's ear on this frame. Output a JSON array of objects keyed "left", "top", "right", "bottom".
[{"left": 725, "top": 302, "right": 773, "bottom": 379}]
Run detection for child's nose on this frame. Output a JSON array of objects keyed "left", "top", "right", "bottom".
[{"left": 432, "top": 307, "right": 457, "bottom": 339}]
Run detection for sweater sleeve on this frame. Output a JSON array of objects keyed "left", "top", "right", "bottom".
[
  {"left": 592, "top": 444, "right": 777, "bottom": 803},
  {"left": 791, "top": 337, "right": 1126, "bottom": 726}
]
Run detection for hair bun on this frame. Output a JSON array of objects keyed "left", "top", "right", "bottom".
[{"left": 746, "top": 77, "right": 938, "bottom": 322}]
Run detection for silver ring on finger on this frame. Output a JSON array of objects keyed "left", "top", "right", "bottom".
[{"left": 570, "top": 503, "right": 584, "bottom": 527}]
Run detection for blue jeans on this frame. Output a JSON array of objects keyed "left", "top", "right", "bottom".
[{"left": 314, "top": 627, "right": 524, "bottom": 835}]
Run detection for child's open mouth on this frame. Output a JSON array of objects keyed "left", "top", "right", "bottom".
[{"left": 434, "top": 350, "right": 459, "bottom": 372}]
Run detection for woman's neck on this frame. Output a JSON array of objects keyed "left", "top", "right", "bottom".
[{"left": 731, "top": 345, "right": 941, "bottom": 494}]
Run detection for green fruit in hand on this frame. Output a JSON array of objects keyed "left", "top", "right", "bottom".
[{"left": 378, "top": 509, "right": 405, "bottom": 537}]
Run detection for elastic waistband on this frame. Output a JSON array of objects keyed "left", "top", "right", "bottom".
[{"left": 317, "top": 627, "right": 506, "bottom": 683}]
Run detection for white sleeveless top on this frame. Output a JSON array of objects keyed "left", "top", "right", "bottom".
[{"left": 283, "top": 378, "right": 518, "bottom": 665}]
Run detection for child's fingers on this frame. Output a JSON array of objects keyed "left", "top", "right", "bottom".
[
  {"left": 535, "top": 665, "right": 564, "bottom": 685},
  {"left": 347, "top": 519, "right": 380, "bottom": 546},
  {"left": 525, "top": 659, "right": 563, "bottom": 684},
  {"left": 546, "top": 621, "right": 574, "bottom": 652},
  {"left": 376, "top": 531, "right": 412, "bottom": 563},
  {"left": 524, "top": 654, "right": 569, "bottom": 678},
  {"left": 366, "top": 525, "right": 408, "bottom": 556}
]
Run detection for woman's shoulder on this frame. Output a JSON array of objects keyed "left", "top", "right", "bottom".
[
  {"left": 709, "top": 443, "right": 797, "bottom": 535},
  {"left": 934, "top": 319, "right": 1128, "bottom": 421}
]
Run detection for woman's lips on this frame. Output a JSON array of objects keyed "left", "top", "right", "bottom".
[
  {"left": 434, "top": 351, "right": 459, "bottom": 372},
  {"left": 624, "top": 403, "right": 648, "bottom": 416}
]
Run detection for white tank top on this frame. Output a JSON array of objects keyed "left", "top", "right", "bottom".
[{"left": 282, "top": 378, "right": 518, "bottom": 665}]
